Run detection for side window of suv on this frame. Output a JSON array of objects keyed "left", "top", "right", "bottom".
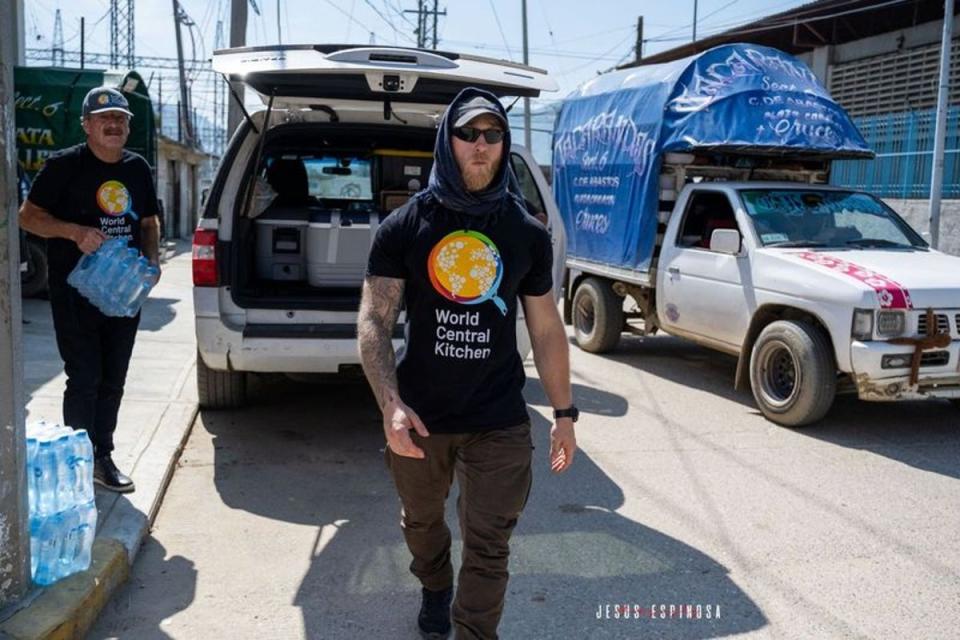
[
  {"left": 509, "top": 153, "right": 548, "bottom": 226},
  {"left": 677, "top": 191, "right": 739, "bottom": 249}
]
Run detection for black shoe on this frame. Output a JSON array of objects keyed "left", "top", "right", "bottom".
[
  {"left": 418, "top": 586, "right": 453, "bottom": 639},
  {"left": 94, "top": 456, "right": 136, "bottom": 493}
]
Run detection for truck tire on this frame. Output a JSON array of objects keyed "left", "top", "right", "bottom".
[
  {"left": 572, "top": 277, "right": 623, "bottom": 353},
  {"left": 749, "top": 320, "right": 836, "bottom": 427},
  {"left": 20, "top": 239, "right": 48, "bottom": 298},
  {"left": 197, "top": 350, "right": 247, "bottom": 409}
]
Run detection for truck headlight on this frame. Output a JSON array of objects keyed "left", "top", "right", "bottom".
[
  {"left": 852, "top": 309, "right": 874, "bottom": 341},
  {"left": 876, "top": 310, "right": 906, "bottom": 337}
]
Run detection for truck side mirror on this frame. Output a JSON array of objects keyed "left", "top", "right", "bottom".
[{"left": 710, "top": 228, "right": 741, "bottom": 255}]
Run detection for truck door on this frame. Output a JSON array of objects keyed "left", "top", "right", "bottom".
[{"left": 657, "top": 189, "right": 753, "bottom": 350}]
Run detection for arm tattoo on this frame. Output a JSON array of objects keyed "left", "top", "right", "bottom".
[{"left": 358, "top": 276, "right": 405, "bottom": 410}]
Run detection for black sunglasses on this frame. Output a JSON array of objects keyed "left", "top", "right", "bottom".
[{"left": 452, "top": 126, "right": 505, "bottom": 144}]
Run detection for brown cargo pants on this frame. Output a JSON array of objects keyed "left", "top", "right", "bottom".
[{"left": 384, "top": 421, "right": 534, "bottom": 640}]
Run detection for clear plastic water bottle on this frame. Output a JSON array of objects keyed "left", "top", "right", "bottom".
[
  {"left": 58, "top": 507, "right": 80, "bottom": 580},
  {"left": 51, "top": 427, "right": 73, "bottom": 512},
  {"left": 35, "top": 438, "right": 58, "bottom": 516},
  {"left": 70, "top": 430, "right": 94, "bottom": 504},
  {"left": 73, "top": 501, "right": 97, "bottom": 573},
  {"left": 32, "top": 513, "right": 63, "bottom": 586}
]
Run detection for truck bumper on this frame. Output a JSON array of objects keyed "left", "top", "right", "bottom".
[{"left": 850, "top": 340, "right": 960, "bottom": 401}]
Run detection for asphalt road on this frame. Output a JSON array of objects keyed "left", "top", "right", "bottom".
[{"left": 90, "top": 331, "right": 960, "bottom": 639}]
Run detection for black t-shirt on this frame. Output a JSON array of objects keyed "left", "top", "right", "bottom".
[
  {"left": 367, "top": 195, "right": 553, "bottom": 434},
  {"left": 27, "top": 143, "right": 160, "bottom": 287}
]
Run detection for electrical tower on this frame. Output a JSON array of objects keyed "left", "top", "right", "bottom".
[
  {"left": 51, "top": 9, "right": 64, "bottom": 66},
  {"left": 110, "top": 0, "right": 135, "bottom": 68},
  {"left": 405, "top": 1, "right": 446, "bottom": 49}
]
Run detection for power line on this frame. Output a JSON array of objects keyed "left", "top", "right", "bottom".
[
  {"left": 363, "top": 0, "right": 417, "bottom": 45},
  {"left": 318, "top": 0, "right": 379, "bottom": 38},
  {"left": 487, "top": 0, "right": 514, "bottom": 61},
  {"left": 441, "top": 40, "right": 625, "bottom": 61}
]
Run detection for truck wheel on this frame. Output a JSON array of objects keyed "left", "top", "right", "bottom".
[
  {"left": 749, "top": 320, "right": 836, "bottom": 427},
  {"left": 20, "top": 240, "right": 48, "bottom": 298},
  {"left": 197, "top": 350, "right": 247, "bottom": 409},
  {"left": 572, "top": 277, "right": 623, "bottom": 353}
]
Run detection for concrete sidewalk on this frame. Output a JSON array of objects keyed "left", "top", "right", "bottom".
[{"left": 0, "top": 240, "right": 199, "bottom": 640}]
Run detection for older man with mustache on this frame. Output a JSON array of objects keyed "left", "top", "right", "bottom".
[{"left": 19, "top": 87, "right": 161, "bottom": 493}]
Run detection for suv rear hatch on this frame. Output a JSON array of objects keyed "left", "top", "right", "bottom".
[{"left": 210, "top": 45, "right": 557, "bottom": 314}]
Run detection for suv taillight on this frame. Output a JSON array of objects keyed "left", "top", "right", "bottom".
[{"left": 192, "top": 229, "right": 219, "bottom": 287}]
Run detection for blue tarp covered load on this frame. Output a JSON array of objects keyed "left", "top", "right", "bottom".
[{"left": 552, "top": 43, "right": 874, "bottom": 272}]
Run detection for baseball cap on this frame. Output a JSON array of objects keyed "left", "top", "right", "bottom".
[
  {"left": 82, "top": 87, "right": 134, "bottom": 118},
  {"left": 452, "top": 95, "right": 507, "bottom": 129}
]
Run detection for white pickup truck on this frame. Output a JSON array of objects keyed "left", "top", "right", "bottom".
[{"left": 554, "top": 44, "right": 960, "bottom": 426}]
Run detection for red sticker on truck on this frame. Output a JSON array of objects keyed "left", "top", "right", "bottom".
[{"left": 795, "top": 252, "right": 914, "bottom": 309}]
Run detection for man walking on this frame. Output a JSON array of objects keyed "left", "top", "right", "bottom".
[
  {"left": 19, "top": 87, "right": 161, "bottom": 493},
  {"left": 358, "top": 87, "right": 578, "bottom": 639}
]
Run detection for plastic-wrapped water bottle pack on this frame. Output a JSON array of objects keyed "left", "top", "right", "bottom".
[
  {"left": 26, "top": 421, "right": 98, "bottom": 586},
  {"left": 67, "top": 237, "right": 159, "bottom": 317}
]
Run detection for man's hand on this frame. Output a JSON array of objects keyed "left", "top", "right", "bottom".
[
  {"left": 549, "top": 418, "right": 576, "bottom": 473},
  {"left": 383, "top": 396, "right": 429, "bottom": 459},
  {"left": 72, "top": 225, "right": 107, "bottom": 255}
]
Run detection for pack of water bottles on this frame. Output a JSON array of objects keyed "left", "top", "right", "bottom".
[
  {"left": 26, "top": 421, "right": 98, "bottom": 586},
  {"left": 67, "top": 237, "right": 159, "bottom": 317}
]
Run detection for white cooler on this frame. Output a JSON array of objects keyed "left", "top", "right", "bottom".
[
  {"left": 255, "top": 208, "right": 310, "bottom": 281},
  {"left": 306, "top": 209, "right": 380, "bottom": 288}
]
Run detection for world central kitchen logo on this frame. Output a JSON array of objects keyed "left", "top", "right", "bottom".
[
  {"left": 428, "top": 230, "right": 507, "bottom": 315},
  {"left": 96, "top": 180, "right": 138, "bottom": 220}
]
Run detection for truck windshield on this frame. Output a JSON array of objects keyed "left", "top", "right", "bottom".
[{"left": 739, "top": 189, "right": 927, "bottom": 250}]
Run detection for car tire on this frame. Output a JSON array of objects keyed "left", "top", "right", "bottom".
[
  {"left": 572, "top": 277, "right": 623, "bottom": 353},
  {"left": 749, "top": 320, "right": 836, "bottom": 427},
  {"left": 20, "top": 239, "right": 48, "bottom": 298},
  {"left": 197, "top": 350, "right": 247, "bottom": 409}
]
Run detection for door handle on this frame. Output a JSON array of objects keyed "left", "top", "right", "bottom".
[{"left": 668, "top": 267, "right": 680, "bottom": 276}]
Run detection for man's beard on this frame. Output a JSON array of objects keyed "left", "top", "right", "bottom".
[{"left": 461, "top": 157, "right": 500, "bottom": 192}]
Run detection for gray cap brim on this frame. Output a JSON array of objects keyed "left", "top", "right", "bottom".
[
  {"left": 86, "top": 106, "right": 134, "bottom": 117},
  {"left": 453, "top": 107, "right": 506, "bottom": 128}
]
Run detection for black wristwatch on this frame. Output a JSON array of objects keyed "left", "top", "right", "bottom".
[{"left": 553, "top": 405, "right": 579, "bottom": 423}]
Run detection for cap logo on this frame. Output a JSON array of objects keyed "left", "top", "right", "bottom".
[{"left": 97, "top": 94, "right": 109, "bottom": 105}]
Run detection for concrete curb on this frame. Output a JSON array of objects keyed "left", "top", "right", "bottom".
[{"left": 0, "top": 392, "right": 199, "bottom": 639}]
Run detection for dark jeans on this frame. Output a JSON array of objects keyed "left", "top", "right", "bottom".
[
  {"left": 49, "top": 284, "right": 140, "bottom": 457},
  {"left": 385, "top": 421, "right": 534, "bottom": 640}
]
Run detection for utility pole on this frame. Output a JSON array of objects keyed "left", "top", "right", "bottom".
[
  {"left": 228, "top": 0, "right": 249, "bottom": 139},
  {"left": 172, "top": 0, "right": 194, "bottom": 146},
  {"left": 692, "top": 0, "right": 699, "bottom": 42},
  {"left": 0, "top": 0, "right": 30, "bottom": 610},
  {"left": 635, "top": 16, "right": 643, "bottom": 63},
  {"left": 522, "top": 0, "right": 531, "bottom": 151},
  {"left": 405, "top": 1, "right": 445, "bottom": 49},
  {"left": 276, "top": 0, "right": 282, "bottom": 44},
  {"left": 52, "top": 9, "right": 65, "bottom": 66},
  {"left": 929, "top": 0, "right": 954, "bottom": 250},
  {"left": 13, "top": 0, "right": 25, "bottom": 65},
  {"left": 215, "top": 19, "right": 225, "bottom": 155},
  {"left": 81, "top": 17, "right": 85, "bottom": 68}
]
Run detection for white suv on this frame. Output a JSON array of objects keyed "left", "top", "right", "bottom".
[{"left": 194, "top": 45, "right": 566, "bottom": 408}]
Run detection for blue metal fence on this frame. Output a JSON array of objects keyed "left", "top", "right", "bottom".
[{"left": 831, "top": 107, "right": 960, "bottom": 199}]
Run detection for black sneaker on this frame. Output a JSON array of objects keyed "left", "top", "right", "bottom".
[
  {"left": 417, "top": 586, "right": 453, "bottom": 639},
  {"left": 94, "top": 455, "right": 136, "bottom": 493}
]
